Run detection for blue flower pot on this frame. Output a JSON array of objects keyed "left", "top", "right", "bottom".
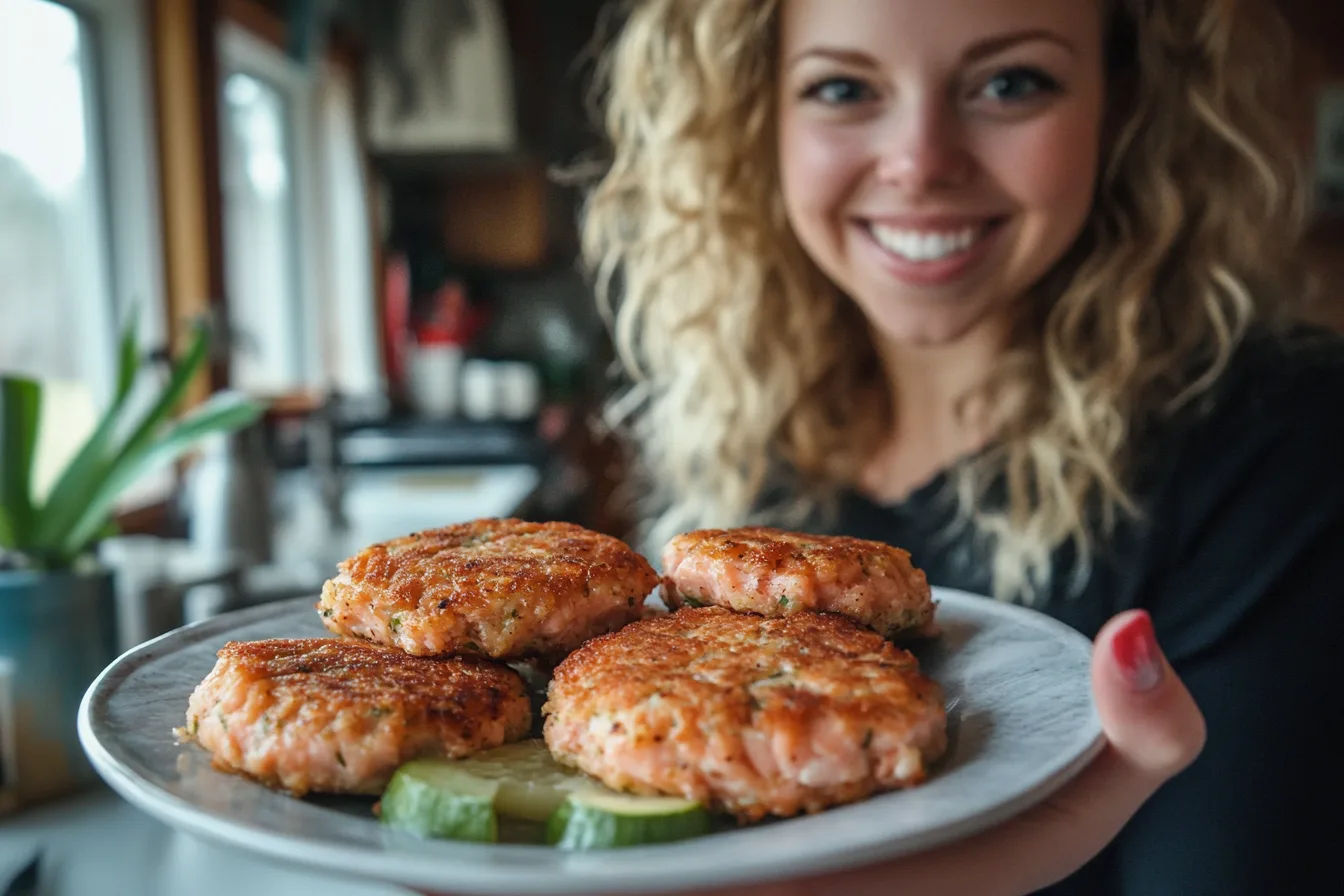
[{"left": 0, "top": 567, "right": 118, "bottom": 808}]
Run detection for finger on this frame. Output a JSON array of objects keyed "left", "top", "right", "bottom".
[{"left": 1091, "top": 609, "right": 1207, "bottom": 781}]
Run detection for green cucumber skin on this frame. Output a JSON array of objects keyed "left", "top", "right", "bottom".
[
  {"left": 380, "top": 770, "right": 498, "bottom": 842},
  {"left": 378, "top": 743, "right": 715, "bottom": 848},
  {"left": 547, "top": 798, "right": 713, "bottom": 850}
]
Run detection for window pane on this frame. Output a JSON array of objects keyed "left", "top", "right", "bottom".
[
  {"left": 0, "top": 0, "right": 114, "bottom": 390},
  {"left": 220, "top": 70, "right": 305, "bottom": 395}
]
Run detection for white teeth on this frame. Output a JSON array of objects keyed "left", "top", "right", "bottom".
[{"left": 868, "top": 224, "right": 983, "bottom": 262}]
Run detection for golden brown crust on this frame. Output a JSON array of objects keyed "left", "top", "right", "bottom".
[
  {"left": 208, "top": 638, "right": 527, "bottom": 718},
  {"left": 661, "top": 526, "right": 935, "bottom": 638},
  {"left": 543, "top": 607, "right": 947, "bottom": 820},
  {"left": 667, "top": 527, "right": 913, "bottom": 573},
  {"left": 181, "top": 638, "right": 531, "bottom": 795},
  {"left": 318, "top": 518, "right": 660, "bottom": 660}
]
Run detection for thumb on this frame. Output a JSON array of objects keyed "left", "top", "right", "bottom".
[{"left": 1091, "top": 610, "right": 1207, "bottom": 781}]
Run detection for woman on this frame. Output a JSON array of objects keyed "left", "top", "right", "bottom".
[{"left": 578, "top": 0, "right": 1344, "bottom": 893}]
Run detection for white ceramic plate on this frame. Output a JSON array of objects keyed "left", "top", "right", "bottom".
[{"left": 78, "top": 589, "right": 1103, "bottom": 895}]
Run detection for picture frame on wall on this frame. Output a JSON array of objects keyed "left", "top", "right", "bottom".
[
  {"left": 362, "top": 0, "right": 518, "bottom": 155},
  {"left": 1314, "top": 84, "right": 1344, "bottom": 215}
]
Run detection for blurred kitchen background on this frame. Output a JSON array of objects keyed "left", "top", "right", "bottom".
[
  {"left": 0, "top": 1, "right": 625, "bottom": 892},
  {"left": 2, "top": 0, "right": 635, "bottom": 640},
  {"left": 2, "top": 0, "right": 1344, "bottom": 893}
]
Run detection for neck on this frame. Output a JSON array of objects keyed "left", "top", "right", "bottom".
[{"left": 861, "top": 317, "right": 1011, "bottom": 502}]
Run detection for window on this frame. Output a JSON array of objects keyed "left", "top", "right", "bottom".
[
  {"left": 0, "top": 0, "right": 116, "bottom": 389},
  {"left": 0, "top": 0, "right": 164, "bottom": 500},
  {"left": 220, "top": 68, "right": 308, "bottom": 394},
  {"left": 217, "top": 23, "right": 383, "bottom": 402}
]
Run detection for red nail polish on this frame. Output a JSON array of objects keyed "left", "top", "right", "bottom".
[{"left": 1112, "top": 611, "right": 1164, "bottom": 692}]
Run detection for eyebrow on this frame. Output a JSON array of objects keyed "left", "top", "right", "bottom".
[
  {"left": 786, "top": 47, "right": 878, "bottom": 71},
  {"left": 964, "top": 29, "right": 1077, "bottom": 62},
  {"left": 786, "top": 29, "right": 1076, "bottom": 71}
]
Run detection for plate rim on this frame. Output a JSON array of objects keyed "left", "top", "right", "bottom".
[{"left": 78, "top": 588, "right": 1105, "bottom": 895}]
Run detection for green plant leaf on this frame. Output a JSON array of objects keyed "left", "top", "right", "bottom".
[
  {"left": 115, "top": 304, "right": 142, "bottom": 405},
  {"left": 30, "top": 313, "right": 146, "bottom": 551},
  {"left": 0, "top": 502, "right": 15, "bottom": 550},
  {"left": 57, "top": 390, "right": 265, "bottom": 560},
  {"left": 32, "top": 321, "right": 211, "bottom": 552},
  {"left": 1, "top": 375, "right": 42, "bottom": 548}
]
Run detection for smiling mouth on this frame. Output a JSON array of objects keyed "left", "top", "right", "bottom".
[{"left": 864, "top": 219, "right": 1006, "bottom": 264}]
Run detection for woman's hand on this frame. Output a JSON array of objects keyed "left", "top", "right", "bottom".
[{"left": 427, "top": 609, "right": 1206, "bottom": 896}]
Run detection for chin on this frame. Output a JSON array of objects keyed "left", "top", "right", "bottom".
[{"left": 863, "top": 301, "right": 995, "bottom": 349}]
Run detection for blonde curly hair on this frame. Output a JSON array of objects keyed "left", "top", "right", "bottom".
[{"left": 580, "top": 0, "right": 1310, "bottom": 600}]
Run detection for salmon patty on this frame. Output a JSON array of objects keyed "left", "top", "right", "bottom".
[
  {"left": 543, "top": 607, "right": 947, "bottom": 821},
  {"left": 318, "top": 518, "right": 660, "bottom": 661},
  {"left": 177, "top": 638, "right": 531, "bottom": 796},
  {"left": 661, "top": 527, "right": 936, "bottom": 638}
]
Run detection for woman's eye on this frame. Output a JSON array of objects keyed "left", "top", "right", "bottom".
[
  {"left": 979, "top": 67, "right": 1060, "bottom": 103},
  {"left": 802, "top": 77, "right": 875, "bottom": 105}
]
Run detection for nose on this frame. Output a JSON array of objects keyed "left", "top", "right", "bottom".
[{"left": 874, "top": 97, "right": 974, "bottom": 192}]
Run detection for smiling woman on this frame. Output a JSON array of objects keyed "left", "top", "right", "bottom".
[
  {"left": 586, "top": 0, "right": 1310, "bottom": 602},
  {"left": 777, "top": 5, "right": 1104, "bottom": 352},
  {"left": 578, "top": 0, "right": 1343, "bottom": 894}
]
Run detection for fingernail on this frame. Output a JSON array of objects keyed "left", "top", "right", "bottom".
[{"left": 1112, "top": 611, "right": 1164, "bottom": 692}]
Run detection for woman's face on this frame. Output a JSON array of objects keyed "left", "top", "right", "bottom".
[{"left": 777, "top": 0, "right": 1106, "bottom": 348}]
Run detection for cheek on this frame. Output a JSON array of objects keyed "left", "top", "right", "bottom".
[
  {"left": 778, "top": 115, "right": 870, "bottom": 232},
  {"left": 984, "top": 111, "right": 1101, "bottom": 233}
]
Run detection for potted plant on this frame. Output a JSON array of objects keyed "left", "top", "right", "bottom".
[{"left": 0, "top": 312, "right": 263, "bottom": 809}]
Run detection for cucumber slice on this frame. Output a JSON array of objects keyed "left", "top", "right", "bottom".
[
  {"left": 380, "top": 759, "right": 499, "bottom": 842},
  {"left": 381, "top": 739, "right": 714, "bottom": 848},
  {"left": 379, "top": 740, "right": 605, "bottom": 841},
  {"left": 460, "top": 740, "right": 604, "bottom": 822},
  {"left": 547, "top": 790, "right": 713, "bottom": 850}
]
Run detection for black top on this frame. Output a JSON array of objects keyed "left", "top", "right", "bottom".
[{"left": 832, "top": 325, "right": 1344, "bottom": 896}]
